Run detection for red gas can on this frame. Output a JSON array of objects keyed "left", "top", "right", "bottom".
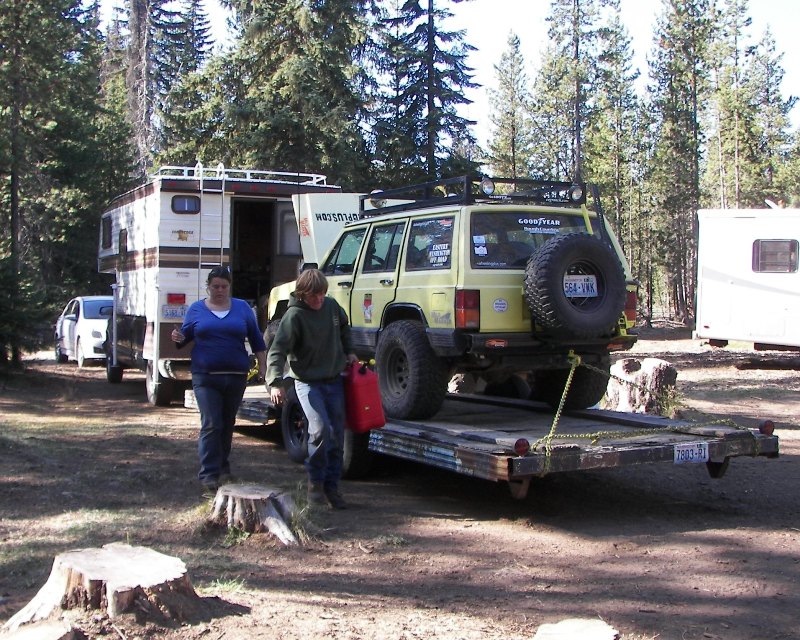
[{"left": 343, "top": 362, "right": 386, "bottom": 433}]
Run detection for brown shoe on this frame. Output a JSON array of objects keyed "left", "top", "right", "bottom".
[
  {"left": 307, "top": 481, "right": 327, "bottom": 506},
  {"left": 324, "top": 486, "right": 347, "bottom": 510}
]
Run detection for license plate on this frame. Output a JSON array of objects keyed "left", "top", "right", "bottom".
[
  {"left": 162, "top": 305, "right": 187, "bottom": 320},
  {"left": 674, "top": 442, "right": 709, "bottom": 464},
  {"left": 563, "top": 275, "right": 598, "bottom": 297}
]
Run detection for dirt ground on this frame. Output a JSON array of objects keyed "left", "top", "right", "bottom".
[{"left": 1, "top": 326, "right": 798, "bottom": 640}]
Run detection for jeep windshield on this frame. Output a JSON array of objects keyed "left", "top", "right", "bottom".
[{"left": 470, "top": 210, "right": 600, "bottom": 269}]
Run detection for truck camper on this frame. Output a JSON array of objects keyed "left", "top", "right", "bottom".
[
  {"left": 98, "top": 163, "right": 351, "bottom": 405},
  {"left": 694, "top": 208, "right": 800, "bottom": 350}
]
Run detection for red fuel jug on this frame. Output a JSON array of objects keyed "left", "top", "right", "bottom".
[{"left": 343, "top": 361, "right": 386, "bottom": 433}]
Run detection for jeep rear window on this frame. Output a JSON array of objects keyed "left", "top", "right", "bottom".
[
  {"left": 470, "top": 211, "right": 599, "bottom": 269},
  {"left": 405, "top": 217, "right": 454, "bottom": 271}
]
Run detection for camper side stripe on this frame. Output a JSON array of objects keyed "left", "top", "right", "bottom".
[{"left": 99, "top": 246, "right": 231, "bottom": 272}]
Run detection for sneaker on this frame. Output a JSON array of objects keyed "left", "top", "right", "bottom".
[
  {"left": 307, "top": 481, "right": 327, "bottom": 506},
  {"left": 324, "top": 486, "right": 347, "bottom": 510},
  {"left": 201, "top": 478, "right": 219, "bottom": 495}
]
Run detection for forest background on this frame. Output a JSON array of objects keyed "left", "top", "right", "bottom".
[{"left": 1, "top": 0, "right": 799, "bottom": 364}]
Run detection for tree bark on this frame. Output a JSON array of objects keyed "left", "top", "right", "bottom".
[{"left": 210, "top": 484, "right": 299, "bottom": 545}]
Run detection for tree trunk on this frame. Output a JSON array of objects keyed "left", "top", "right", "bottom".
[{"left": 210, "top": 484, "right": 299, "bottom": 545}]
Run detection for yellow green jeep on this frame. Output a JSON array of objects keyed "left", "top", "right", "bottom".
[{"left": 268, "top": 175, "right": 638, "bottom": 419}]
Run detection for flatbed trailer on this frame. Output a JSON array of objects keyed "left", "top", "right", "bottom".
[{"left": 187, "top": 389, "right": 779, "bottom": 499}]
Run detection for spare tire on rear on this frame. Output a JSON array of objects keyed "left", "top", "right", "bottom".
[{"left": 524, "top": 233, "right": 626, "bottom": 338}]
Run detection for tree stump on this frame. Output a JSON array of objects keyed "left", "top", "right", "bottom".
[
  {"left": 602, "top": 357, "right": 678, "bottom": 416},
  {"left": 2, "top": 543, "right": 200, "bottom": 634},
  {"left": 210, "top": 484, "right": 298, "bottom": 546}
]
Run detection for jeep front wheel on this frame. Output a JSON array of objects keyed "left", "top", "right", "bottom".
[{"left": 376, "top": 320, "right": 447, "bottom": 419}]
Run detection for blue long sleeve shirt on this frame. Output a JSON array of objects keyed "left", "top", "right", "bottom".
[{"left": 179, "top": 298, "right": 266, "bottom": 374}]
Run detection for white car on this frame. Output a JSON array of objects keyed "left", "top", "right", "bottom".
[{"left": 54, "top": 296, "right": 114, "bottom": 367}]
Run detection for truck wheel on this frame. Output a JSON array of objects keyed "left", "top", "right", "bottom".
[
  {"left": 530, "top": 355, "right": 611, "bottom": 410},
  {"left": 524, "top": 233, "right": 626, "bottom": 338},
  {"left": 55, "top": 341, "right": 68, "bottom": 364},
  {"left": 281, "top": 382, "right": 309, "bottom": 464},
  {"left": 376, "top": 320, "right": 447, "bottom": 419},
  {"left": 145, "top": 362, "right": 175, "bottom": 406},
  {"left": 342, "top": 429, "right": 374, "bottom": 479},
  {"left": 106, "top": 357, "right": 123, "bottom": 384}
]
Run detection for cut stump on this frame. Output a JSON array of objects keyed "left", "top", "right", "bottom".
[
  {"left": 602, "top": 357, "right": 678, "bottom": 415},
  {"left": 210, "top": 484, "right": 298, "bottom": 545},
  {"left": 2, "top": 543, "right": 199, "bottom": 634}
]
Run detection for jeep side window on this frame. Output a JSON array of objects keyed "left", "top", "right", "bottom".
[
  {"left": 322, "top": 229, "right": 366, "bottom": 275},
  {"left": 363, "top": 222, "right": 406, "bottom": 272},
  {"left": 405, "top": 216, "right": 454, "bottom": 271}
]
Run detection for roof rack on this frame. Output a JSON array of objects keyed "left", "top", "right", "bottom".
[
  {"left": 151, "top": 163, "right": 329, "bottom": 186},
  {"left": 359, "top": 175, "right": 588, "bottom": 216}
]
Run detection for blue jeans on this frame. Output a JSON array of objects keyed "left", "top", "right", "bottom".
[
  {"left": 192, "top": 372, "right": 248, "bottom": 483},
  {"left": 295, "top": 379, "right": 345, "bottom": 488}
]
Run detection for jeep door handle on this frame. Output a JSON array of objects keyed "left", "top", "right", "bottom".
[
  {"left": 380, "top": 278, "right": 394, "bottom": 286},
  {"left": 339, "top": 281, "right": 352, "bottom": 288}
]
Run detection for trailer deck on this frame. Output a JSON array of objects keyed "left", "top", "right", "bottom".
[{"left": 188, "top": 389, "right": 779, "bottom": 498}]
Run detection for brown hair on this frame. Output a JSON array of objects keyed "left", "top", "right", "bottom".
[
  {"left": 295, "top": 268, "right": 328, "bottom": 300},
  {"left": 207, "top": 266, "right": 231, "bottom": 284}
]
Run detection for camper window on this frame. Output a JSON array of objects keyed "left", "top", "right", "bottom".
[
  {"left": 172, "top": 195, "right": 201, "bottom": 214},
  {"left": 752, "top": 239, "right": 798, "bottom": 273},
  {"left": 101, "top": 216, "right": 112, "bottom": 249}
]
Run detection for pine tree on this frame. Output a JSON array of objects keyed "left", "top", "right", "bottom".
[
  {"left": 487, "top": 32, "right": 531, "bottom": 180},
  {"left": 646, "top": 0, "right": 712, "bottom": 322}
]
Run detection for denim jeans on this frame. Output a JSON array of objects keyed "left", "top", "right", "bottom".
[
  {"left": 294, "top": 378, "right": 345, "bottom": 488},
  {"left": 192, "top": 372, "right": 248, "bottom": 483}
]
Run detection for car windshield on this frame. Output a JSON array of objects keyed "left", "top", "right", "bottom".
[
  {"left": 83, "top": 299, "right": 113, "bottom": 319},
  {"left": 470, "top": 210, "right": 599, "bottom": 269}
]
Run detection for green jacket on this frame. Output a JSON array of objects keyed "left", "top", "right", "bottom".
[{"left": 266, "top": 294, "right": 353, "bottom": 387}]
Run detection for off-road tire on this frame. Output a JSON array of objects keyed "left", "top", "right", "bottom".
[
  {"left": 530, "top": 355, "right": 611, "bottom": 410},
  {"left": 106, "top": 357, "right": 123, "bottom": 383},
  {"left": 375, "top": 320, "right": 448, "bottom": 419},
  {"left": 145, "top": 361, "right": 175, "bottom": 406},
  {"left": 280, "top": 380, "right": 375, "bottom": 477},
  {"left": 280, "top": 381, "right": 308, "bottom": 464},
  {"left": 524, "top": 233, "right": 626, "bottom": 338}
]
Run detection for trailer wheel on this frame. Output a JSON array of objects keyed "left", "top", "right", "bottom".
[
  {"left": 376, "top": 320, "right": 448, "bottom": 419},
  {"left": 280, "top": 382, "right": 309, "bottom": 464},
  {"left": 280, "top": 381, "right": 374, "bottom": 477},
  {"left": 106, "top": 357, "right": 123, "bottom": 384},
  {"left": 524, "top": 233, "right": 626, "bottom": 338},
  {"left": 145, "top": 362, "right": 175, "bottom": 406},
  {"left": 530, "top": 355, "right": 611, "bottom": 410}
]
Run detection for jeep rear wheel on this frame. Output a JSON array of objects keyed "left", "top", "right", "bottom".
[
  {"left": 530, "top": 355, "right": 611, "bottom": 410},
  {"left": 376, "top": 320, "right": 447, "bottom": 419},
  {"left": 524, "top": 233, "right": 626, "bottom": 338}
]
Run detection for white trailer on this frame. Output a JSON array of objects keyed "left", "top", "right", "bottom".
[
  {"left": 694, "top": 208, "right": 800, "bottom": 350},
  {"left": 98, "top": 164, "right": 355, "bottom": 405}
]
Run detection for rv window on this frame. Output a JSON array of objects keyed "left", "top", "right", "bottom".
[
  {"left": 752, "top": 239, "right": 798, "bottom": 273},
  {"left": 279, "top": 208, "right": 301, "bottom": 255},
  {"left": 101, "top": 216, "right": 112, "bottom": 249},
  {"left": 172, "top": 195, "right": 201, "bottom": 214}
]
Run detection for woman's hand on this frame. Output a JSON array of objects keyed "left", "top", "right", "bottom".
[
  {"left": 347, "top": 353, "right": 359, "bottom": 366},
  {"left": 171, "top": 329, "right": 185, "bottom": 343}
]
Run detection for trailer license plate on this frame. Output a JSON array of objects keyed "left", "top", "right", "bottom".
[
  {"left": 162, "top": 305, "right": 187, "bottom": 320},
  {"left": 673, "top": 442, "right": 709, "bottom": 464},
  {"left": 564, "top": 275, "right": 598, "bottom": 297}
]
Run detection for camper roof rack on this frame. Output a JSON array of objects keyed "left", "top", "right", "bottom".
[
  {"left": 151, "top": 163, "right": 329, "bottom": 186},
  {"left": 359, "top": 175, "right": 588, "bottom": 216}
]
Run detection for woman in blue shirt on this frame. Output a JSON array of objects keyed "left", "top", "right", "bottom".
[{"left": 172, "top": 266, "right": 267, "bottom": 493}]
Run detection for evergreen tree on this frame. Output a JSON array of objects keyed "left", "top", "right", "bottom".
[
  {"left": 487, "top": 32, "right": 532, "bottom": 180},
  {"left": 384, "top": 0, "right": 479, "bottom": 180},
  {"left": 0, "top": 0, "right": 134, "bottom": 363},
  {"left": 646, "top": 0, "right": 712, "bottom": 322}
]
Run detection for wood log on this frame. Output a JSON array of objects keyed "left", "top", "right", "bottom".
[
  {"left": 2, "top": 544, "right": 199, "bottom": 633},
  {"left": 210, "top": 484, "right": 298, "bottom": 545},
  {"left": 602, "top": 357, "right": 678, "bottom": 416}
]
